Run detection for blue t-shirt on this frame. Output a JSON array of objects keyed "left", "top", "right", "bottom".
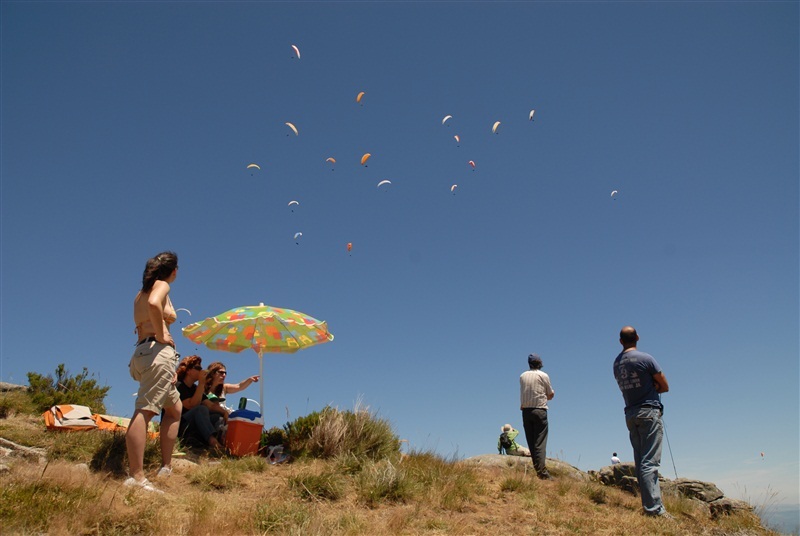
[{"left": 613, "top": 349, "right": 663, "bottom": 414}]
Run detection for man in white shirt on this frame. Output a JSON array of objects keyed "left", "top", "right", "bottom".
[
  {"left": 611, "top": 452, "right": 621, "bottom": 465},
  {"left": 520, "top": 353, "right": 555, "bottom": 479}
]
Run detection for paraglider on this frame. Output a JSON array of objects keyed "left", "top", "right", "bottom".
[
  {"left": 361, "top": 153, "right": 372, "bottom": 166},
  {"left": 492, "top": 121, "right": 501, "bottom": 134},
  {"left": 377, "top": 180, "right": 391, "bottom": 188},
  {"left": 247, "top": 163, "right": 261, "bottom": 176},
  {"left": 285, "top": 122, "right": 299, "bottom": 136},
  {"left": 288, "top": 200, "right": 299, "bottom": 212},
  {"left": 291, "top": 44, "right": 300, "bottom": 59},
  {"left": 442, "top": 115, "right": 453, "bottom": 125},
  {"left": 356, "top": 91, "right": 365, "bottom": 104},
  {"left": 611, "top": 190, "right": 618, "bottom": 199},
  {"left": 529, "top": 109, "right": 536, "bottom": 121},
  {"left": 347, "top": 242, "right": 352, "bottom": 255},
  {"left": 175, "top": 308, "right": 192, "bottom": 316},
  {"left": 450, "top": 184, "right": 458, "bottom": 194},
  {"left": 326, "top": 157, "right": 336, "bottom": 171},
  {"left": 293, "top": 232, "right": 303, "bottom": 244},
  {"left": 468, "top": 160, "right": 476, "bottom": 170},
  {"left": 454, "top": 135, "right": 460, "bottom": 146}
]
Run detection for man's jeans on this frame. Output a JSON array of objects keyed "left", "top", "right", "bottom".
[{"left": 625, "top": 405, "right": 666, "bottom": 515}]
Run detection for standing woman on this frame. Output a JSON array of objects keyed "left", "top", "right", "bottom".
[{"left": 125, "top": 251, "right": 182, "bottom": 492}]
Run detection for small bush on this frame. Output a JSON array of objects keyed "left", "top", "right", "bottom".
[
  {"left": 27, "top": 364, "right": 109, "bottom": 414},
  {"left": 90, "top": 432, "right": 161, "bottom": 476},
  {"left": 501, "top": 476, "right": 533, "bottom": 493},
  {"left": 0, "top": 389, "right": 36, "bottom": 418},
  {"left": 254, "top": 502, "right": 312, "bottom": 534},
  {"left": 187, "top": 460, "right": 246, "bottom": 491},
  {"left": 583, "top": 483, "right": 608, "bottom": 505},
  {"left": 356, "top": 460, "right": 412, "bottom": 506},
  {"left": 262, "top": 426, "right": 288, "bottom": 448},
  {"left": 289, "top": 470, "right": 347, "bottom": 501},
  {"left": 284, "top": 408, "right": 327, "bottom": 457}
]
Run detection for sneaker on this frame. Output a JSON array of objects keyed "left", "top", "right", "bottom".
[
  {"left": 156, "top": 466, "right": 172, "bottom": 478},
  {"left": 123, "top": 477, "right": 164, "bottom": 494},
  {"left": 657, "top": 511, "right": 675, "bottom": 520}
]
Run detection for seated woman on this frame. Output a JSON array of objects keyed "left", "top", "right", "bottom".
[
  {"left": 174, "top": 355, "right": 224, "bottom": 450},
  {"left": 203, "top": 361, "right": 260, "bottom": 423}
]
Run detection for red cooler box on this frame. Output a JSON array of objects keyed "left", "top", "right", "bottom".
[{"left": 226, "top": 418, "right": 263, "bottom": 456}]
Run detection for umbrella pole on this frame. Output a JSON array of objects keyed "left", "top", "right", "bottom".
[{"left": 258, "top": 351, "right": 264, "bottom": 418}]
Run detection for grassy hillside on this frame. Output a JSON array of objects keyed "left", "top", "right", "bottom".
[{"left": 0, "top": 401, "right": 781, "bottom": 535}]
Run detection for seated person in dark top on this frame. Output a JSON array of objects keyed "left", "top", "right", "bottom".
[{"left": 174, "top": 355, "right": 224, "bottom": 449}]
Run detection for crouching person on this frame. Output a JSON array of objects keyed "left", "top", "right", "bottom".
[
  {"left": 498, "top": 424, "right": 531, "bottom": 457},
  {"left": 176, "top": 355, "right": 224, "bottom": 450}
]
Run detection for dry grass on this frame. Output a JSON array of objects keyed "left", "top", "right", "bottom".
[{"left": 0, "top": 413, "right": 781, "bottom": 536}]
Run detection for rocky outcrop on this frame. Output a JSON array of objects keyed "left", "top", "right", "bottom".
[
  {"left": 466, "top": 456, "right": 753, "bottom": 519},
  {"left": 591, "top": 464, "right": 753, "bottom": 517},
  {"left": 462, "top": 454, "right": 589, "bottom": 481},
  {"left": 0, "top": 382, "right": 27, "bottom": 392}
]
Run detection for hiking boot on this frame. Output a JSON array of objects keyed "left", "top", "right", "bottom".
[
  {"left": 156, "top": 466, "right": 172, "bottom": 478},
  {"left": 537, "top": 472, "right": 554, "bottom": 480},
  {"left": 123, "top": 477, "right": 164, "bottom": 494}
]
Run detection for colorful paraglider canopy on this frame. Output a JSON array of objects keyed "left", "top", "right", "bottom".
[
  {"left": 347, "top": 242, "right": 352, "bottom": 252},
  {"left": 285, "top": 122, "right": 299, "bottom": 136},
  {"left": 454, "top": 135, "right": 460, "bottom": 144},
  {"left": 361, "top": 153, "right": 372, "bottom": 166},
  {"left": 326, "top": 157, "right": 336, "bottom": 164},
  {"left": 468, "top": 160, "right": 476, "bottom": 169},
  {"left": 377, "top": 180, "right": 391, "bottom": 188},
  {"left": 442, "top": 115, "right": 453, "bottom": 125},
  {"left": 356, "top": 91, "right": 365, "bottom": 103},
  {"left": 246, "top": 163, "right": 261, "bottom": 170},
  {"left": 291, "top": 44, "right": 300, "bottom": 59},
  {"left": 492, "top": 121, "right": 501, "bottom": 134},
  {"left": 450, "top": 184, "right": 458, "bottom": 193}
]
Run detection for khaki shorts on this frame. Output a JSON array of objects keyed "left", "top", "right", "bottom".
[{"left": 129, "top": 340, "right": 180, "bottom": 414}]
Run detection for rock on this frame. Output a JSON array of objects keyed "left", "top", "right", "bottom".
[
  {"left": 460, "top": 455, "right": 589, "bottom": 481},
  {"left": 670, "top": 478, "right": 724, "bottom": 502},
  {"left": 709, "top": 497, "right": 754, "bottom": 518},
  {"left": 74, "top": 463, "right": 90, "bottom": 474},
  {"left": 0, "top": 382, "right": 27, "bottom": 392}
]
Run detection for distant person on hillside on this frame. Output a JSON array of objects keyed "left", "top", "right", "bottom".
[
  {"left": 173, "top": 355, "right": 224, "bottom": 450},
  {"left": 520, "top": 353, "right": 555, "bottom": 479},
  {"left": 613, "top": 326, "right": 672, "bottom": 518},
  {"left": 611, "top": 452, "right": 621, "bottom": 465},
  {"left": 497, "top": 424, "right": 531, "bottom": 457},
  {"left": 126, "top": 251, "right": 182, "bottom": 493}
]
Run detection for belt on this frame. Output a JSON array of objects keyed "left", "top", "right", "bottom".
[{"left": 136, "top": 336, "right": 158, "bottom": 346}]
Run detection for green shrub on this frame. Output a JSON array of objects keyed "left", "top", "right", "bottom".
[
  {"left": 27, "top": 364, "right": 109, "bottom": 414},
  {"left": 286, "top": 406, "right": 400, "bottom": 461},
  {"left": 356, "top": 460, "right": 412, "bottom": 506},
  {"left": 262, "top": 426, "right": 288, "bottom": 448}
]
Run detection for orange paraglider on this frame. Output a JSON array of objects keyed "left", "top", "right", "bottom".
[
  {"left": 361, "top": 153, "right": 372, "bottom": 166},
  {"left": 347, "top": 242, "right": 353, "bottom": 255}
]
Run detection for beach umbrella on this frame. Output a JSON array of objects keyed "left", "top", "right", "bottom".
[{"left": 182, "top": 303, "right": 334, "bottom": 414}]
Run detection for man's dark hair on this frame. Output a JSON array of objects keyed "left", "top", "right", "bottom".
[
  {"left": 620, "top": 326, "right": 638, "bottom": 345},
  {"left": 528, "top": 354, "right": 543, "bottom": 369}
]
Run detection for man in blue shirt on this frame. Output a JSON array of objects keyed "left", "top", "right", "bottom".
[{"left": 613, "top": 326, "right": 671, "bottom": 517}]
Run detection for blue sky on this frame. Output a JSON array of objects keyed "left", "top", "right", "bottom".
[{"left": 2, "top": 0, "right": 797, "bottom": 514}]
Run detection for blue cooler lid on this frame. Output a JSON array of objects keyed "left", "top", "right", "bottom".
[{"left": 229, "top": 409, "right": 261, "bottom": 421}]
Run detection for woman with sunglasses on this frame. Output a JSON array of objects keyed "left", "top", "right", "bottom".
[
  {"left": 203, "top": 362, "right": 260, "bottom": 420},
  {"left": 173, "top": 355, "right": 223, "bottom": 451}
]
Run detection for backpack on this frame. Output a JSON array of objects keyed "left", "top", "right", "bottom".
[{"left": 499, "top": 431, "right": 513, "bottom": 450}]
